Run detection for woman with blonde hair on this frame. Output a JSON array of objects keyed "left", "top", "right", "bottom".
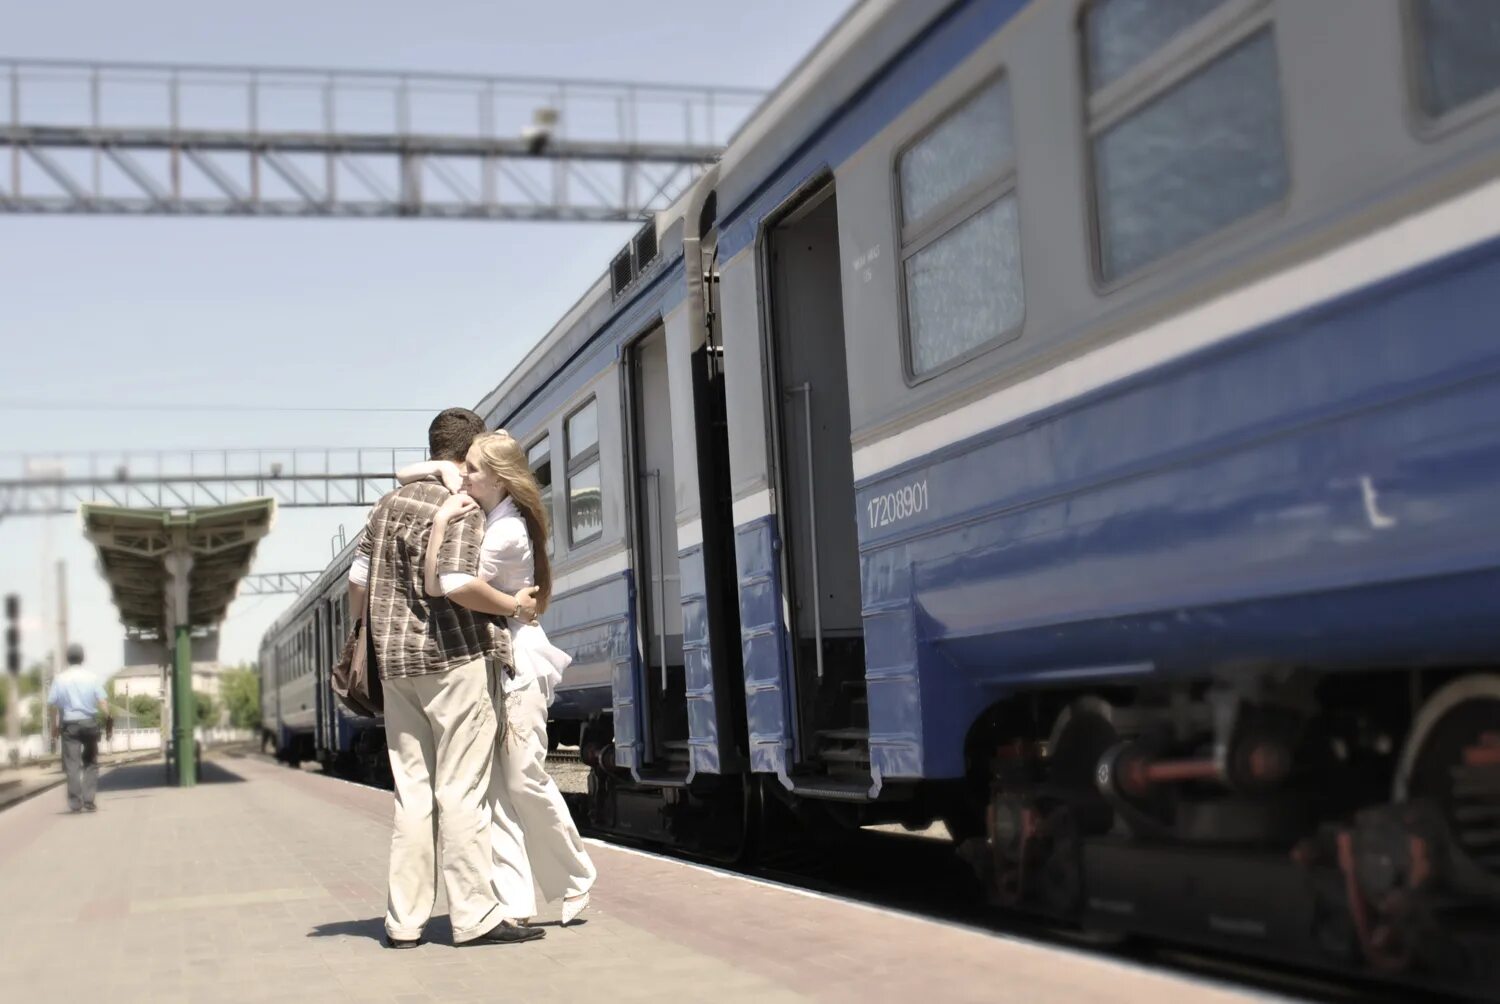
[{"left": 401, "top": 430, "right": 596, "bottom": 927}]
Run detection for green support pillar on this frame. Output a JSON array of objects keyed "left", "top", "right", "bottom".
[
  {"left": 173, "top": 622, "right": 195, "bottom": 787},
  {"left": 165, "top": 542, "right": 197, "bottom": 789}
]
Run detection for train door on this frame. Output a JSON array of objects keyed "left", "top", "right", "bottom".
[
  {"left": 318, "top": 596, "right": 342, "bottom": 759},
  {"left": 272, "top": 644, "right": 282, "bottom": 738},
  {"left": 313, "top": 603, "right": 330, "bottom": 760},
  {"left": 623, "top": 324, "right": 688, "bottom": 777},
  {"left": 690, "top": 328, "right": 747, "bottom": 772},
  {"left": 762, "top": 179, "right": 868, "bottom": 782}
]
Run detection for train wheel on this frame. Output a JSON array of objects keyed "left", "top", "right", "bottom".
[{"left": 1393, "top": 673, "right": 1500, "bottom": 898}]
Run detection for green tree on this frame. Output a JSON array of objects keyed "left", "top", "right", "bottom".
[
  {"left": 193, "top": 691, "right": 218, "bottom": 727},
  {"left": 15, "top": 661, "right": 48, "bottom": 735},
  {"left": 22, "top": 699, "right": 42, "bottom": 735},
  {"left": 220, "top": 665, "right": 261, "bottom": 731},
  {"left": 128, "top": 694, "right": 162, "bottom": 728},
  {"left": 18, "top": 662, "right": 44, "bottom": 698}
]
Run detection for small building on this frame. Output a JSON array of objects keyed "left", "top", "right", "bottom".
[{"left": 112, "top": 662, "right": 229, "bottom": 703}]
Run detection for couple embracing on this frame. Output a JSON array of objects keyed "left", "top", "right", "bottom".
[{"left": 348, "top": 407, "right": 595, "bottom": 949}]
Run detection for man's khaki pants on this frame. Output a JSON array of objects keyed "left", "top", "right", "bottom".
[{"left": 383, "top": 657, "right": 502, "bottom": 943}]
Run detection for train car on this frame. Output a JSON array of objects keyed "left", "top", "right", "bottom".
[
  {"left": 259, "top": 550, "right": 385, "bottom": 779},
  {"left": 264, "top": 0, "right": 1500, "bottom": 992},
  {"left": 699, "top": 0, "right": 1499, "bottom": 989}
]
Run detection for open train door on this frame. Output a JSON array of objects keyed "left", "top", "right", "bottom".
[
  {"left": 622, "top": 323, "right": 688, "bottom": 780},
  {"left": 759, "top": 177, "right": 871, "bottom": 795}
]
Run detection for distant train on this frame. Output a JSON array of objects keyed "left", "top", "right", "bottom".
[{"left": 263, "top": 0, "right": 1500, "bottom": 993}]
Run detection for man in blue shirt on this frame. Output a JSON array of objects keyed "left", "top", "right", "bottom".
[{"left": 47, "top": 644, "right": 110, "bottom": 813}]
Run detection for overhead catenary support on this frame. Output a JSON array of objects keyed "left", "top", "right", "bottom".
[
  {"left": 1, "top": 445, "right": 426, "bottom": 517},
  {"left": 238, "top": 570, "right": 324, "bottom": 596},
  {"left": 0, "top": 58, "right": 760, "bottom": 221}
]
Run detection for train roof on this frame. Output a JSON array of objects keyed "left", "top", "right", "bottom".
[
  {"left": 713, "top": 0, "right": 948, "bottom": 224},
  {"left": 472, "top": 273, "right": 613, "bottom": 428},
  {"left": 471, "top": 0, "right": 947, "bottom": 431}
]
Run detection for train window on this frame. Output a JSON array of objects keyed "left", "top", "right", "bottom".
[
  {"left": 897, "top": 77, "right": 1023, "bottom": 378},
  {"left": 527, "top": 434, "right": 554, "bottom": 555},
  {"left": 565, "top": 399, "right": 602, "bottom": 546},
  {"left": 898, "top": 80, "right": 1015, "bottom": 227},
  {"left": 1410, "top": 0, "right": 1500, "bottom": 118},
  {"left": 1083, "top": 2, "right": 1287, "bottom": 282},
  {"left": 1084, "top": 0, "right": 1232, "bottom": 93}
]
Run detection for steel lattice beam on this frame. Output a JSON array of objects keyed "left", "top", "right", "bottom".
[
  {"left": 239, "top": 571, "right": 323, "bottom": 596},
  {"left": 1, "top": 446, "right": 426, "bottom": 517},
  {"left": 0, "top": 59, "right": 761, "bottom": 221}
]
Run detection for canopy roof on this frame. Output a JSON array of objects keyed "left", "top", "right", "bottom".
[{"left": 79, "top": 499, "right": 276, "bottom": 637}]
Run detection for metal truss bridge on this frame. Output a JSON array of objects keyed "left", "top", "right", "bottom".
[
  {"left": 239, "top": 570, "right": 324, "bottom": 596},
  {"left": 0, "top": 58, "right": 762, "bottom": 221},
  {"left": 0, "top": 447, "right": 426, "bottom": 517}
]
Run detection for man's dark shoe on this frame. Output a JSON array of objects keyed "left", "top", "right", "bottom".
[
  {"left": 382, "top": 934, "right": 421, "bottom": 950},
  {"left": 470, "top": 921, "right": 545, "bottom": 945},
  {"left": 83, "top": 803, "right": 97, "bottom": 812}
]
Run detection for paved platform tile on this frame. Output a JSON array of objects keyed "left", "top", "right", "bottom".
[{"left": 0, "top": 755, "right": 1285, "bottom": 1004}]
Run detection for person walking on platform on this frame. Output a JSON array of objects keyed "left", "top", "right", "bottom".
[
  {"left": 47, "top": 643, "right": 110, "bottom": 813},
  {"left": 411, "top": 431, "right": 597, "bottom": 927},
  {"left": 347, "top": 407, "right": 544, "bottom": 950}
]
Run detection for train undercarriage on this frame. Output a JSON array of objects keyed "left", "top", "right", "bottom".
[
  {"left": 572, "top": 666, "right": 1500, "bottom": 996},
  {"left": 280, "top": 666, "right": 1499, "bottom": 997},
  {"left": 962, "top": 669, "right": 1500, "bottom": 996}
]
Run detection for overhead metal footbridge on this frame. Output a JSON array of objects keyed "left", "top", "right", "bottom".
[{"left": 0, "top": 58, "right": 761, "bottom": 221}]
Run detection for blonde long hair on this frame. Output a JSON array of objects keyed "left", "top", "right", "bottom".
[{"left": 471, "top": 431, "right": 553, "bottom": 614}]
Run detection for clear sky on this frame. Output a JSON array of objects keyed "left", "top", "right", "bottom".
[{"left": 0, "top": 0, "right": 853, "bottom": 679}]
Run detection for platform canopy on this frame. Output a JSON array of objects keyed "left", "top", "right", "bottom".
[{"left": 79, "top": 499, "right": 277, "bottom": 637}]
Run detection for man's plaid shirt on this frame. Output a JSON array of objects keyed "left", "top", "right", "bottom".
[{"left": 356, "top": 480, "right": 512, "bottom": 680}]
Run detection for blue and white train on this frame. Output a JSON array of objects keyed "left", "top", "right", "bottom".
[{"left": 263, "top": 0, "right": 1500, "bottom": 991}]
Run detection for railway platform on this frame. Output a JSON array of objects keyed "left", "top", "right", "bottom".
[{"left": 0, "top": 751, "right": 1285, "bottom": 1004}]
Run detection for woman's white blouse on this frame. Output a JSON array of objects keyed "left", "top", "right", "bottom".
[{"left": 442, "top": 496, "right": 570, "bottom": 700}]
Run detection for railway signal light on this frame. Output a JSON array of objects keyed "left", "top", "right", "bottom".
[{"left": 4, "top": 594, "right": 19, "bottom": 675}]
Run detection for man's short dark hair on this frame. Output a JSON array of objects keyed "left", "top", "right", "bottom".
[
  {"left": 66, "top": 643, "right": 85, "bottom": 666},
  {"left": 428, "top": 408, "right": 487, "bottom": 462}
]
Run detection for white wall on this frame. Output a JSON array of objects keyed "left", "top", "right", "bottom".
[{"left": 0, "top": 726, "right": 254, "bottom": 765}]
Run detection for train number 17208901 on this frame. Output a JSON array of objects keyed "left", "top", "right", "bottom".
[{"left": 867, "top": 479, "right": 929, "bottom": 530}]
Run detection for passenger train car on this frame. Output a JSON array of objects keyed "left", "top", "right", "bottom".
[{"left": 263, "top": 0, "right": 1500, "bottom": 992}]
